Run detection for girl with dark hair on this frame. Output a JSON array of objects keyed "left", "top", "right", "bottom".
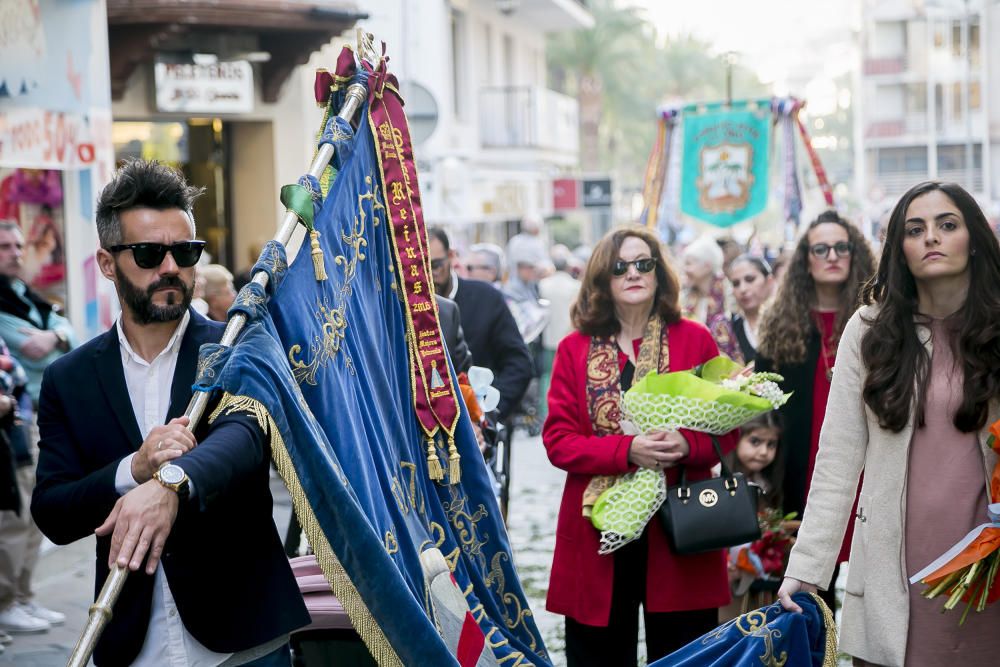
[
  {"left": 755, "top": 210, "right": 877, "bottom": 611},
  {"left": 543, "top": 226, "right": 737, "bottom": 666},
  {"left": 726, "top": 254, "right": 775, "bottom": 364},
  {"left": 778, "top": 182, "right": 1000, "bottom": 665},
  {"left": 724, "top": 411, "right": 785, "bottom": 512}
]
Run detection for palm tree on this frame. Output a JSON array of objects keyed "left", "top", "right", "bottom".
[{"left": 548, "top": 3, "right": 766, "bottom": 193}]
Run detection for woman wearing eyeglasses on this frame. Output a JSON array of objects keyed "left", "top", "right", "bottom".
[
  {"left": 755, "top": 210, "right": 876, "bottom": 611},
  {"left": 777, "top": 182, "right": 1000, "bottom": 666},
  {"left": 543, "top": 227, "right": 737, "bottom": 666}
]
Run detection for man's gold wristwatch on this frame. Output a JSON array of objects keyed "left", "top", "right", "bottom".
[{"left": 153, "top": 463, "right": 190, "bottom": 500}]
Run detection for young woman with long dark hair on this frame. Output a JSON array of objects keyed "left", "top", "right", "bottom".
[
  {"left": 754, "top": 211, "right": 876, "bottom": 611},
  {"left": 778, "top": 182, "right": 1000, "bottom": 666}
]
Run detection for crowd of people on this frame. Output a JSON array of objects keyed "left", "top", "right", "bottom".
[
  {"left": 0, "top": 156, "right": 997, "bottom": 667},
  {"left": 537, "top": 180, "right": 1000, "bottom": 666}
]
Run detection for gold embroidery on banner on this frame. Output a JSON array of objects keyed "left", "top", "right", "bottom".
[
  {"left": 736, "top": 609, "right": 788, "bottom": 666},
  {"left": 485, "top": 552, "right": 536, "bottom": 652},
  {"left": 236, "top": 289, "right": 265, "bottom": 309},
  {"left": 486, "top": 627, "right": 532, "bottom": 666},
  {"left": 389, "top": 477, "right": 409, "bottom": 515},
  {"left": 261, "top": 249, "right": 288, "bottom": 280},
  {"left": 444, "top": 486, "right": 545, "bottom": 660},
  {"left": 328, "top": 122, "right": 352, "bottom": 145},
  {"left": 391, "top": 461, "right": 428, "bottom": 518},
  {"left": 701, "top": 605, "right": 796, "bottom": 667},
  {"left": 443, "top": 547, "right": 460, "bottom": 572},
  {"left": 196, "top": 346, "right": 227, "bottom": 383},
  {"left": 288, "top": 299, "right": 348, "bottom": 385},
  {"left": 384, "top": 531, "right": 399, "bottom": 555},
  {"left": 287, "top": 174, "right": 385, "bottom": 385},
  {"left": 444, "top": 488, "right": 489, "bottom": 566}
]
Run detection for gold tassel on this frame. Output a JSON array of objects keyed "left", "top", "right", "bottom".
[
  {"left": 310, "top": 230, "right": 328, "bottom": 281},
  {"left": 447, "top": 436, "right": 461, "bottom": 485},
  {"left": 426, "top": 437, "right": 444, "bottom": 481}
]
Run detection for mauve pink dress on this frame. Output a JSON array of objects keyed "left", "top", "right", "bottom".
[{"left": 902, "top": 319, "right": 1000, "bottom": 665}]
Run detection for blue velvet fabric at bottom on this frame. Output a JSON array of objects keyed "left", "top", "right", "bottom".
[{"left": 650, "top": 592, "right": 833, "bottom": 667}]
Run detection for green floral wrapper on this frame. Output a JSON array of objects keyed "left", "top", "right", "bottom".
[{"left": 592, "top": 358, "right": 789, "bottom": 554}]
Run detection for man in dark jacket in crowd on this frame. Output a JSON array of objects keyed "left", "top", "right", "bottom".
[{"left": 427, "top": 227, "right": 531, "bottom": 422}]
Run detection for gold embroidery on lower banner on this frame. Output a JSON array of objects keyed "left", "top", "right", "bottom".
[
  {"left": 384, "top": 531, "right": 399, "bottom": 555},
  {"left": 443, "top": 486, "right": 545, "bottom": 661}
]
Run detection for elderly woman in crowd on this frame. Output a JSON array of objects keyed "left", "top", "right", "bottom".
[
  {"left": 198, "top": 263, "right": 237, "bottom": 322},
  {"left": 681, "top": 236, "right": 740, "bottom": 360},
  {"left": 543, "top": 226, "right": 736, "bottom": 666},
  {"left": 779, "top": 182, "right": 1000, "bottom": 666}
]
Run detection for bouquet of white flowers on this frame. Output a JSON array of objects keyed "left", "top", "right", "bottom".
[{"left": 590, "top": 356, "right": 789, "bottom": 554}]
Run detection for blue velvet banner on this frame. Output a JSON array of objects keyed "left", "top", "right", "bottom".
[
  {"left": 200, "top": 68, "right": 549, "bottom": 666},
  {"left": 651, "top": 592, "right": 835, "bottom": 666}
]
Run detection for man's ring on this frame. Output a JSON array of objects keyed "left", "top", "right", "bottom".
[
  {"left": 654, "top": 460, "right": 660, "bottom": 468},
  {"left": 157, "top": 441, "right": 163, "bottom": 451}
]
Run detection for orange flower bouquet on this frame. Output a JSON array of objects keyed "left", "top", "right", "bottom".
[{"left": 909, "top": 419, "right": 1000, "bottom": 623}]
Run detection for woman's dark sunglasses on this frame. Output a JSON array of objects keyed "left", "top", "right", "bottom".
[
  {"left": 809, "top": 241, "right": 853, "bottom": 259},
  {"left": 612, "top": 258, "right": 657, "bottom": 276},
  {"left": 107, "top": 241, "right": 206, "bottom": 269}
]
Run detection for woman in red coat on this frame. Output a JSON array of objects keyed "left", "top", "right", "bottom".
[{"left": 543, "top": 227, "right": 736, "bottom": 666}]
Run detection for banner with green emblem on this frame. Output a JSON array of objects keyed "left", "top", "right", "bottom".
[{"left": 680, "top": 100, "right": 771, "bottom": 227}]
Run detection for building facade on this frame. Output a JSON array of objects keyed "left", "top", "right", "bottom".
[
  {"left": 0, "top": 0, "right": 116, "bottom": 339},
  {"left": 857, "top": 0, "right": 996, "bottom": 216},
  {"left": 107, "top": 0, "right": 364, "bottom": 277},
  {"left": 351, "top": 0, "right": 591, "bottom": 247}
]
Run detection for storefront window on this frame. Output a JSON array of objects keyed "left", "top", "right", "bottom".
[
  {"left": 0, "top": 169, "right": 68, "bottom": 308},
  {"left": 112, "top": 120, "right": 231, "bottom": 268}
]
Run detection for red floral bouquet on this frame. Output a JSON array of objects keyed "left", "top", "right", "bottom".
[{"left": 732, "top": 510, "right": 799, "bottom": 583}]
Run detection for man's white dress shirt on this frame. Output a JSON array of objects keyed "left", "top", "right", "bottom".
[{"left": 112, "top": 312, "right": 233, "bottom": 667}]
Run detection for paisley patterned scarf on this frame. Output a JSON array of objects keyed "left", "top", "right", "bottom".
[{"left": 581, "top": 316, "right": 670, "bottom": 516}]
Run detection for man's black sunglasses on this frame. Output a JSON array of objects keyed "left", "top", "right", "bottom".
[
  {"left": 107, "top": 241, "right": 206, "bottom": 269},
  {"left": 612, "top": 258, "right": 657, "bottom": 276}
]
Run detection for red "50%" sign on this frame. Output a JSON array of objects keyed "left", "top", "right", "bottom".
[{"left": 0, "top": 108, "right": 97, "bottom": 169}]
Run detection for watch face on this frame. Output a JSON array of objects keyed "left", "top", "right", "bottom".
[{"left": 159, "top": 465, "right": 185, "bottom": 485}]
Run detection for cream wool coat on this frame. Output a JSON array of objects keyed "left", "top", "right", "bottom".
[{"left": 784, "top": 306, "right": 999, "bottom": 667}]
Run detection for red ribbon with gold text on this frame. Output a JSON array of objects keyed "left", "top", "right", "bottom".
[{"left": 364, "top": 54, "right": 462, "bottom": 484}]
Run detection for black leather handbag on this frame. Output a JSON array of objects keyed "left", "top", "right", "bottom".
[{"left": 657, "top": 437, "right": 761, "bottom": 555}]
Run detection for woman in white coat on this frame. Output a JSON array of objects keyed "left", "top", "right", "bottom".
[{"left": 777, "top": 181, "right": 1000, "bottom": 666}]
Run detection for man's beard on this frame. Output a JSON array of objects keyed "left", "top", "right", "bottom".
[{"left": 115, "top": 264, "right": 193, "bottom": 325}]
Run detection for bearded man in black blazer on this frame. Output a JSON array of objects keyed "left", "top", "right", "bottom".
[{"left": 30, "top": 160, "right": 308, "bottom": 666}]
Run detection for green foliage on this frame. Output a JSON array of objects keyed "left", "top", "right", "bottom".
[{"left": 547, "top": 0, "right": 767, "bottom": 192}]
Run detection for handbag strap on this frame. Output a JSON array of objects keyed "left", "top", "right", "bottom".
[{"left": 676, "top": 435, "right": 730, "bottom": 490}]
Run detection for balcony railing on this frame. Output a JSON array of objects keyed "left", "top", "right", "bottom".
[
  {"left": 866, "top": 120, "right": 905, "bottom": 138},
  {"left": 866, "top": 114, "right": 929, "bottom": 138},
  {"left": 864, "top": 56, "right": 906, "bottom": 75},
  {"left": 876, "top": 168, "right": 983, "bottom": 194},
  {"left": 479, "top": 86, "right": 580, "bottom": 154}
]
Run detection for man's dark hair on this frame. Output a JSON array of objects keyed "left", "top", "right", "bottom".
[
  {"left": 427, "top": 226, "right": 450, "bottom": 253},
  {"left": 95, "top": 159, "right": 204, "bottom": 248}
]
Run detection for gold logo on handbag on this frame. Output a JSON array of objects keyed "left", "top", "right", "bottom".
[{"left": 699, "top": 489, "right": 719, "bottom": 508}]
